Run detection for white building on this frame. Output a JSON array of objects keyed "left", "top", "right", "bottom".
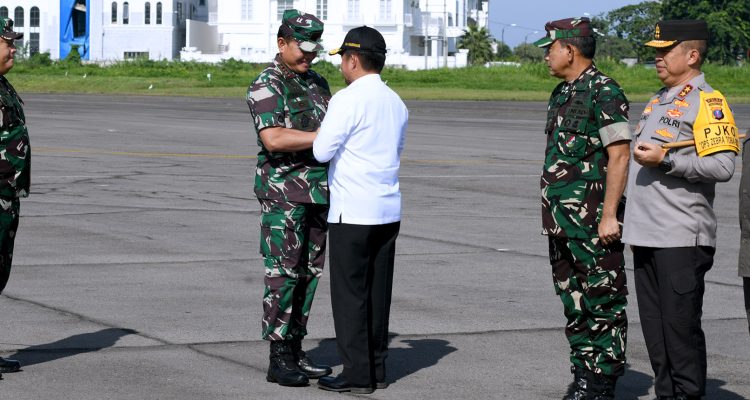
[
  {"left": 181, "top": 0, "right": 490, "bottom": 69},
  {"left": 0, "top": 0, "right": 488, "bottom": 68},
  {"left": 1, "top": 0, "right": 207, "bottom": 61}
]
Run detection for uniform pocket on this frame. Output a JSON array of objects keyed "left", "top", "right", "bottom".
[
  {"left": 288, "top": 96, "right": 317, "bottom": 131},
  {"left": 556, "top": 130, "right": 589, "bottom": 158},
  {"left": 670, "top": 272, "right": 696, "bottom": 295}
]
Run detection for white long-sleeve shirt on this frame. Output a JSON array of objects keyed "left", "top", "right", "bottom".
[{"left": 313, "top": 73, "right": 408, "bottom": 225}]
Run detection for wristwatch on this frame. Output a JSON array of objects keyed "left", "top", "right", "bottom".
[{"left": 658, "top": 152, "right": 672, "bottom": 172}]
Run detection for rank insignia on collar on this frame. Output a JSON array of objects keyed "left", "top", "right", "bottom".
[
  {"left": 673, "top": 99, "right": 690, "bottom": 108},
  {"left": 655, "top": 128, "right": 674, "bottom": 139},
  {"left": 667, "top": 109, "right": 683, "bottom": 118},
  {"left": 677, "top": 84, "right": 694, "bottom": 99}
]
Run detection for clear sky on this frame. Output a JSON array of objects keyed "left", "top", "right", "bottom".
[{"left": 488, "top": 0, "right": 644, "bottom": 48}]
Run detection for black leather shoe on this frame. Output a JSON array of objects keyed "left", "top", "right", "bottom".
[
  {"left": 0, "top": 357, "right": 20, "bottom": 373},
  {"left": 289, "top": 337, "right": 331, "bottom": 379},
  {"left": 376, "top": 381, "right": 389, "bottom": 389},
  {"left": 266, "top": 342, "right": 308, "bottom": 387},
  {"left": 318, "top": 375, "right": 374, "bottom": 394}
]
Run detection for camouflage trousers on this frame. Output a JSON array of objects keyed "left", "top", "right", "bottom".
[
  {"left": 0, "top": 198, "right": 19, "bottom": 295},
  {"left": 548, "top": 236, "right": 628, "bottom": 377},
  {"left": 259, "top": 199, "right": 327, "bottom": 341}
]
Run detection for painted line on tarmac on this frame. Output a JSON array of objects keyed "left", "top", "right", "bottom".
[
  {"left": 34, "top": 147, "right": 256, "bottom": 159},
  {"left": 401, "top": 174, "right": 538, "bottom": 178},
  {"left": 34, "top": 147, "right": 542, "bottom": 167}
]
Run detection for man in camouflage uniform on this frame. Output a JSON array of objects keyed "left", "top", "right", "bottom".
[
  {"left": 533, "top": 17, "right": 631, "bottom": 400},
  {"left": 0, "top": 17, "right": 29, "bottom": 377},
  {"left": 246, "top": 9, "right": 332, "bottom": 387}
]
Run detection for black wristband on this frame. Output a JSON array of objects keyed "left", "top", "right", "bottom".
[{"left": 658, "top": 153, "right": 672, "bottom": 172}]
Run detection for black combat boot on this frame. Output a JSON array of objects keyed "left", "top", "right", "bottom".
[
  {"left": 586, "top": 370, "right": 616, "bottom": 400},
  {"left": 290, "top": 337, "right": 332, "bottom": 379},
  {"left": 266, "top": 341, "right": 308, "bottom": 386},
  {"left": 562, "top": 366, "right": 588, "bottom": 400},
  {"left": 674, "top": 394, "right": 700, "bottom": 400}
]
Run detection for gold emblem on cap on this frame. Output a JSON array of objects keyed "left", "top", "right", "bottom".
[{"left": 655, "top": 24, "right": 660, "bottom": 39}]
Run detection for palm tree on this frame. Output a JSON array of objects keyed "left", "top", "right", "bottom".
[{"left": 458, "top": 24, "right": 494, "bottom": 66}]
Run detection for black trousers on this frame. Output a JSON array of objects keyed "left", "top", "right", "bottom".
[
  {"left": 744, "top": 277, "right": 750, "bottom": 335},
  {"left": 328, "top": 221, "right": 400, "bottom": 387},
  {"left": 633, "top": 246, "right": 714, "bottom": 398}
]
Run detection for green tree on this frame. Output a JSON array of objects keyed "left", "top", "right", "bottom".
[
  {"left": 662, "top": 0, "right": 750, "bottom": 64},
  {"left": 513, "top": 43, "right": 544, "bottom": 62},
  {"left": 597, "top": 2, "right": 662, "bottom": 62},
  {"left": 63, "top": 44, "right": 82, "bottom": 66},
  {"left": 458, "top": 24, "right": 494, "bottom": 65},
  {"left": 494, "top": 41, "right": 513, "bottom": 59}
]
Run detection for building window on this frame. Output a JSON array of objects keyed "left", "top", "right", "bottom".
[
  {"left": 30, "top": 7, "right": 40, "bottom": 27},
  {"left": 277, "top": 0, "right": 294, "bottom": 20},
  {"left": 241, "top": 0, "right": 252, "bottom": 21},
  {"left": 111, "top": 2, "right": 117, "bottom": 23},
  {"left": 156, "top": 2, "right": 162, "bottom": 24},
  {"left": 14, "top": 7, "right": 24, "bottom": 27},
  {"left": 0, "top": 7, "right": 8, "bottom": 19},
  {"left": 379, "top": 0, "right": 391, "bottom": 20},
  {"left": 29, "top": 32, "right": 39, "bottom": 55},
  {"left": 145, "top": 2, "right": 151, "bottom": 24},
  {"left": 123, "top": 2, "right": 129, "bottom": 24},
  {"left": 316, "top": 0, "right": 327, "bottom": 20},
  {"left": 124, "top": 51, "right": 149, "bottom": 59},
  {"left": 73, "top": 3, "right": 87, "bottom": 37},
  {"left": 347, "top": 0, "right": 359, "bottom": 21},
  {"left": 176, "top": 2, "right": 183, "bottom": 23}
]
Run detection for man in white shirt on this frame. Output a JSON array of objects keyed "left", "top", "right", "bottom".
[{"left": 312, "top": 26, "right": 408, "bottom": 394}]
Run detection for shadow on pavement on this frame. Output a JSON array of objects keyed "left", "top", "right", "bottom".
[
  {"left": 6, "top": 328, "right": 137, "bottom": 368},
  {"left": 616, "top": 366, "right": 652, "bottom": 400},
  {"left": 617, "top": 367, "right": 745, "bottom": 400},
  {"left": 305, "top": 336, "right": 457, "bottom": 384},
  {"left": 706, "top": 378, "right": 747, "bottom": 400}
]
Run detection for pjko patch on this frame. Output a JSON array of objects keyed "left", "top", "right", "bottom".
[{"left": 693, "top": 90, "right": 739, "bottom": 157}]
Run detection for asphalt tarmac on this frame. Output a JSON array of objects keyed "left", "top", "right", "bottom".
[{"left": 0, "top": 94, "right": 748, "bottom": 399}]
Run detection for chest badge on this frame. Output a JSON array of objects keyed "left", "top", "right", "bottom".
[
  {"left": 667, "top": 109, "right": 683, "bottom": 118},
  {"left": 655, "top": 128, "right": 674, "bottom": 139},
  {"left": 673, "top": 99, "right": 690, "bottom": 108}
]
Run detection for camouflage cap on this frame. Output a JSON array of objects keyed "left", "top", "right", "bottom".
[
  {"left": 645, "top": 20, "right": 709, "bottom": 48},
  {"left": 279, "top": 9, "right": 324, "bottom": 52},
  {"left": 0, "top": 17, "right": 23, "bottom": 41},
  {"left": 533, "top": 17, "right": 593, "bottom": 48}
]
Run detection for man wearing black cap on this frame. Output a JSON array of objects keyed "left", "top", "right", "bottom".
[
  {"left": 313, "top": 26, "right": 407, "bottom": 395},
  {"left": 622, "top": 20, "right": 739, "bottom": 400},
  {"left": 533, "top": 17, "right": 632, "bottom": 400},
  {"left": 246, "top": 9, "right": 332, "bottom": 387},
  {"left": 0, "top": 17, "right": 30, "bottom": 377}
]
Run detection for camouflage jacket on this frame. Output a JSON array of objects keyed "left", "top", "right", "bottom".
[
  {"left": 0, "top": 76, "right": 30, "bottom": 199},
  {"left": 246, "top": 54, "right": 331, "bottom": 204},
  {"left": 541, "top": 65, "right": 629, "bottom": 239}
]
